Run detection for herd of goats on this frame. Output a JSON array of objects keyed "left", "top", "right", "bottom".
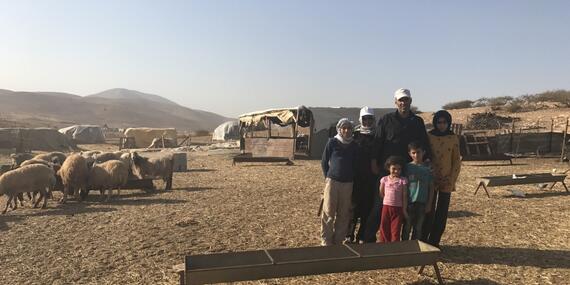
[{"left": 0, "top": 150, "right": 175, "bottom": 214}]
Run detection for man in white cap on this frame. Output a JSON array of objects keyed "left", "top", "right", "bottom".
[{"left": 362, "top": 88, "right": 431, "bottom": 243}]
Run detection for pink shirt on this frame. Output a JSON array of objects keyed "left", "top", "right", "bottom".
[{"left": 381, "top": 176, "right": 408, "bottom": 207}]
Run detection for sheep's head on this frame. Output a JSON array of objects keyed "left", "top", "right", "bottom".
[
  {"left": 131, "top": 152, "right": 141, "bottom": 162},
  {"left": 130, "top": 152, "right": 145, "bottom": 179}
]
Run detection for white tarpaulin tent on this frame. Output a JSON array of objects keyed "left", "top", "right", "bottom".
[
  {"left": 212, "top": 121, "right": 240, "bottom": 141},
  {"left": 59, "top": 125, "right": 106, "bottom": 144},
  {"left": 0, "top": 128, "right": 77, "bottom": 151},
  {"left": 123, "top": 128, "right": 177, "bottom": 148}
]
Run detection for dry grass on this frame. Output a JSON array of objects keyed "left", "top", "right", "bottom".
[{"left": 0, "top": 146, "right": 569, "bottom": 284}]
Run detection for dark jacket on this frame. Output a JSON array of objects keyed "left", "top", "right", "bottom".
[
  {"left": 321, "top": 138, "right": 358, "bottom": 183},
  {"left": 376, "top": 110, "right": 431, "bottom": 166},
  {"left": 353, "top": 130, "right": 378, "bottom": 181}
]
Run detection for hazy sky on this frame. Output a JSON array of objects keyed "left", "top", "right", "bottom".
[{"left": 1, "top": 0, "right": 569, "bottom": 118}]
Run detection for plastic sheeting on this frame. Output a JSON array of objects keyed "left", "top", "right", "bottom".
[
  {"left": 123, "top": 128, "right": 177, "bottom": 148},
  {"left": 0, "top": 128, "right": 77, "bottom": 151},
  {"left": 59, "top": 125, "right": 106, "bottom": 144},
  {"left": 212, "top": 121, "right": 240, "bottom": 141}
]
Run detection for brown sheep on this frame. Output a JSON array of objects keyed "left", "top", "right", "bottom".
[
  {"left": 131, "top": 152, "right": 174, "bottom": 190},
  {"left": 0, "top": 164, "right": 56, "bottom": 214},
  {"left": 57, "top": 154, "right": 89, "bottom": 203},
  {"left": 87, "top": 160, "right": 129, "bottom": 201},
  {"left": 9, "top": 153, "right": 35, "bottom": 168},
  {"left": 33, "top": 152, "right": 67, "bottom": 165}
]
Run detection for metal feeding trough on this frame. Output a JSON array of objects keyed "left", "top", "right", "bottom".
[{"left": 179, "top": 240, "right": 442, "bottom": 285}]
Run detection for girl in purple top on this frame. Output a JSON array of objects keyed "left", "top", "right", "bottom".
[{"left": 379, "top": 156, "right": 409, "bottom": 243}]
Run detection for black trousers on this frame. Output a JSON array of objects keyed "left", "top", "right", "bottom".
[
  {"left": 361, "top": 176, "right": 383, "bottom": 243},
  {"left": 422, "top": 191, "right": 451, "bottom": 247},
  {"left": 347, "top": 177, "right": 376, "bottom": 242}
]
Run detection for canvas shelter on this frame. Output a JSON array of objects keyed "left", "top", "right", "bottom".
[
  {"left": 0, "top": 128, "right": 77, "bottom": 152},
  {"left": 212, "top": 121, "right": 240, "bottom": 141},
  {"left": 59, "top": 125, "right": 106, "bottom": 144},
  {"left": 123, "top": 128, "right": 177, "bottom": 148},
  {"left": 238, "top": 106, "right": 394, "bottom": 159}
]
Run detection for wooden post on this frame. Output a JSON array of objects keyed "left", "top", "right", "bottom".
[
  {"left": 293, "top": 108, "right": 300, "bottom": 155},
  {"left": 267, "top": 118, "right": 271, "bottom": 138},
  {"left": 561, "top": 118, "right": 569, "bottom": 162},
  {"left": 549, "top": 118, "right": 554, "bottom": 153},
  {"left": 16, "top": 130, "right": 24, "bottom": 153},
  {"left": 308, "top": 114, "right": 314, "bottom": 157},
  {"left": 510, "top": 118, "right": 516, "bottom": 153}
]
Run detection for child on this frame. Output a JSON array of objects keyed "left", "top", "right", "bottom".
[
  {"left": 321, "top": 118, "right": 358, "bottom": 246},
  {"left": 378, "top": 156, "right": 408, "bottom": 243},
  {"left": 402, "top": 141, "right": 434, "bottom": 241},
  {"left": 422, "top": 110, "right": 461, "bottom": 248}
]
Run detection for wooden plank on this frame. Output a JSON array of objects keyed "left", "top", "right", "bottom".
[
  {"left": 478, "top": 174, "right": 566, "bottom": 187},
  {"left": 244, "top": 138, "right": 294, "bottom": 160},
  {"left": 183, "top": 241, "right": 441, "bottom": 285}
]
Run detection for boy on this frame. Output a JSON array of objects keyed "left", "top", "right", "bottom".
[{"left": 402, "top": 141, "right": 434, "bottom": 241}]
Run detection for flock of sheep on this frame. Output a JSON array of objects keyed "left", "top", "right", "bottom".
[{"left": 0, "top": 149, "right": 175, "bottom": 214}]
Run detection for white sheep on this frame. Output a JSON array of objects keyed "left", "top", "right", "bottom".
[
  {"left": 94, "top": 151, "right": 126, "bottom": 163},
  {"left": 0, "top": 164, "right": 56, "bottom": 214},
  {"left": 33, "top": 152, "right": 67, "bottom": 165},
  {"left": 131, "top": 152, "right": 174, "bottom": 191},
  {"left": 17, "top": 158, "right": 62, "bottom": 204},
  {"left": 88, "top": 160, "right": 129, "bottom": 201},
  {"left": 80, "top": 150, "right": 101, "bottom": 158},
  {"left": 20, "top": 159, "right": 57, "bottom": 168}
]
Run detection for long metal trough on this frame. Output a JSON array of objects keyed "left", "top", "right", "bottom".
[{"left": 180, "top": 240, "right": 442, "bottom": 284}]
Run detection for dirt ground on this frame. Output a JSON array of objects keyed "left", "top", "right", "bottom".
[{"left": 0, "top": 146, "right": 569, "bottom": 284}]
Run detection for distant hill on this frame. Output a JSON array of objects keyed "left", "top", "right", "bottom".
[
  {"left": 88, "top": 88, "right": 179, "bottom": 106},
  {"left": 0, "top": 88, "right": 231, "bottom": 131}
]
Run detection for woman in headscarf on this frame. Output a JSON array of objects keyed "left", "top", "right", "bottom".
[
  {"left": 422, "top": 110, "right": 461, "bottom": 248},
  {"left": 346, "top": 107, "right": 379, "bottom": 243},
  {"left": 320, "top": 118, "right": 358, "bottom": 246}
]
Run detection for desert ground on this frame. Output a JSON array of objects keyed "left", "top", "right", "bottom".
[{"left": 0, "top": 142, "right": 569, "bottom": 285}]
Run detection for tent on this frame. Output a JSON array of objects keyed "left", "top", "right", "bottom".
[
  {"left": 212, "top": 121, "right": 240, "bottom": 141},
  {"left": 59, "top": 125, "right": 106, "bottom": 144},
  {"left": 239, "top": 106, "right": 394, "bottom": 158},
  {"left": 0, "top": 128, "right": 77, "bottom": 151},
  {"left": 123, "top": 128, "right": 177, "bottom": 148}
]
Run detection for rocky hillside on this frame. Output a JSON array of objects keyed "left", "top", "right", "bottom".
[{"left": 0, "top": 88, "right": 230, "bottom": 131}]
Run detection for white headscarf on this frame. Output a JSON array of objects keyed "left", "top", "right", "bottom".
[
  {"left": 358, "top": 106, "right": 375, "bottom": 135},
  {"left": 334, "top": 118, "right": 354, "bottom": 144}
]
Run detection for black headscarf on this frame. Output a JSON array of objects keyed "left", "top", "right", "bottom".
[{"left": 429, "top": 110, "right": 454, "bottom": 136}]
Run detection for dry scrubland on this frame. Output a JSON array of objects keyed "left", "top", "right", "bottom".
[{"left": 0, "top": 145, "right": 569, "bottom": 284}]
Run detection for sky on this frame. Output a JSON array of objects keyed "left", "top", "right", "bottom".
[{"left": 1, "top": 0, "right": 569, "bottom": 118}]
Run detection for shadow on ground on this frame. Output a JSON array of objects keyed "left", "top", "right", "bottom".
[
  {"left": 443, "top": 245, "right": 570, "bottom": 269},
  {"left": 447, "top": 210, "right": 481, "bottom": 218},
  {"left": 409, "top": 277, "right": 501, "bottom": 285},
  {"left": 173, "top": 187, "right": 216, "bottom": 192},
  {"left": 187, "top": 168, "right": 217, "bottom": 172}
]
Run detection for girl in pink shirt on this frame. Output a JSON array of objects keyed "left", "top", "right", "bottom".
[{"left": 379, "top": 156, "right": 409, "bottom": 243}]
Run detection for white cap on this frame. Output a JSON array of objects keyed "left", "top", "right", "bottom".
[
  {"left": 394, "top": 88, "right": 411, "bottom": 100},
  {"left": 359, "top": 106, "right": 374, "bottom": 118}
]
